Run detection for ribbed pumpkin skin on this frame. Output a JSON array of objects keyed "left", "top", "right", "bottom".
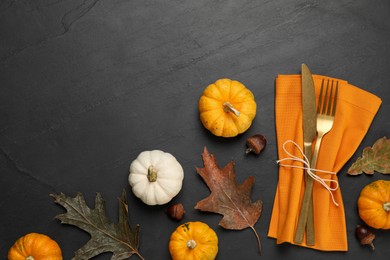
[
  {"left": 199, "top": 78, "right": 257, "bottom": 137},
  {"left": 129, "top": 150, "right": 184, "bottom": 205},
  {"left": 8, "top": 233, "right": 62, "bottom": 260},
  {"left": 169, "top": 222, "right": 218, "bottom": 260},
  {"left": 358, "top": 180, "right": 390, "bottom": 229}
]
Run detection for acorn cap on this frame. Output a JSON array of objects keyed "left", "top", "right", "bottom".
[
  {"left": 246, "top": 134, "right": 267, "bottom": 155},
  {"left": 355, "top": 225, "right": 375, "bottom": 250}
]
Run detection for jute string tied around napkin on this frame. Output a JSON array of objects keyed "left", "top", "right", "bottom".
[{"left": 276, "top": 140, "right": 339, "bottom": 206}]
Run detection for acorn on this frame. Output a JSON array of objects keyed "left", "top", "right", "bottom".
[
  {"left": 166, "top": 203, "right": 185, "bottom": 221},
  {"left": 245, "top": 134, "right": 267, "bottom": 155},
  {"left": 355, "top": 225, "right": 375, "bottom": 250}
]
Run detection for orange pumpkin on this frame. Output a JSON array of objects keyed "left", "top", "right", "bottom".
[
  {"left": 8, "top": 233, "right": 62, "bottom": 260},
  {"left": 169, "top": 221, "right": 218, "bottom": 260},
  {"left": 199, "top": 78, "right": 257, "bottom": 137},
  {"left": 358, "top": 180, "right": 390, "bottom": 229}
]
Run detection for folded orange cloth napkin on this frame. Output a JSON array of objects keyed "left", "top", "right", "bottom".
[{"left": 268, "top": 74, "right": 382, "bottom": 251}]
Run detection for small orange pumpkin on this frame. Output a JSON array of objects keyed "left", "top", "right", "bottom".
[
  {"left": 169, "top": 221, "right": 218, "bottom": 260},
  {"left": 8, "top": 233, "right": 62, "bottom": 260},
  {"left": 199, "top": 78, "right": 257, "bottom": 137},
  {"left": 358, "top": 180, "right": 390, "bottom": 229}
]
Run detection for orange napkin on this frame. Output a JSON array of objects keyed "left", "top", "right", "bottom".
[{"left": 268, "top": 74, "right": 382, "bottom": 251}]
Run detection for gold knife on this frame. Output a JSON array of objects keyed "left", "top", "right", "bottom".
[{"left": 294, "top": 64, "right": 317, "bottom": 245}]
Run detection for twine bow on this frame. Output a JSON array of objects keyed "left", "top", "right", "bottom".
[{"left": 276, "top": 140, "right": 339, "bottom": 206}]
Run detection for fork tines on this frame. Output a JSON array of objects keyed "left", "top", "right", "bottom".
[{"left": 318, "top": 79, "right": 339, "bottom": 116}]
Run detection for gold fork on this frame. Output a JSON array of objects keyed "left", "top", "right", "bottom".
[
  {"left": 311, "top": 79, "right": 338, "bottom": 178},
  {"left": 297, "top": 79, "right": 338, "bottom": 246}
]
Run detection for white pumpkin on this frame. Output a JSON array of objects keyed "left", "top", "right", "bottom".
[{"left": 129, "top": 150, "right": 184, "bottom": 205}]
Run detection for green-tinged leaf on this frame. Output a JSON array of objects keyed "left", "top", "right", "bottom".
[
  {"left": 51, "top": 190, "right": 144, "bottom": 260},
  {"left": 348, "top": 137, "right": 390, "bottom": 175}
]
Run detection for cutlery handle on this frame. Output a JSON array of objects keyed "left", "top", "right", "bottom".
[
  {"left": 310, "top": 137, "right": 321, "bottom": 173},
  {"left": 305, "top": 136, "right": 322, "bottom": 243},
  {"left": 305, "top": 181, "right": 315, "bottom": 245},
  {"left": 294, "top": 141, "right": 316, "bottom": 245}
]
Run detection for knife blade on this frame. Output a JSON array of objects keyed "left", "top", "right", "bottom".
[{"left": 294, "top": 63, "right": 317, "bottom": 245}]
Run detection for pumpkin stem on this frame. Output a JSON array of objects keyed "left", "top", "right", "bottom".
[
  {"left": 384, "top": 202, "right": 390, "bottom": 212},
  {"left": 223, "top": 102, "right": 240, "bottom": 116},
  {"left": 147, "top": 166, "right": 158, "bottom": 182},
  {"left": 26, "top": 257, "right": 34, "bottom": 260},
  {"left": 186, "top": 239, "right": 197, "bottom": 249}
]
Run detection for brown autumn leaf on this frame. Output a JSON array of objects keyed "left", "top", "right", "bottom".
[{"left": 195, "top": 147, "right": 263, "bottom": 255}]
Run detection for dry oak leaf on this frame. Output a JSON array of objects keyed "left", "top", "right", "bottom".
[
  {"left": 348, "top": 137, "right": 390, "bottom": 175},
  {"left": 51, "top": 190, "right": 144, "bottom": 260},
  {"left": 195, "top": 147, "right": 263, "bottom": 255}
]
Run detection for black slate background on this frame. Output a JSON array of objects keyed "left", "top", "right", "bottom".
[{"left": 1, "top": 0, "right": 390, "bottom": 259}]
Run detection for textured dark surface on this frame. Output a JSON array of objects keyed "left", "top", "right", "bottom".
[{"left": 1, "top": 0, "right": 389, "bottom": 259}]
